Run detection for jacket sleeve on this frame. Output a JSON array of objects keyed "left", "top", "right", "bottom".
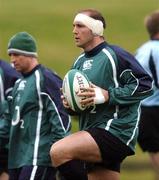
[
  {"left": 44, "top": 95, "right": 70, "bottom": 144},
  {"left": 108, "top": 46, "right": 153, "bottom": 105},
  {"left": 135, "top": 46, "right": 159, "bottom": 89},
  {"left": 0, "top": 99, "right": 10, "bottom": 148},
  {"left": 43, "top": 68, "right": 71, "bottom": 144}
]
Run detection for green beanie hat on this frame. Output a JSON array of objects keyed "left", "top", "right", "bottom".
[{"left": 7, "top": 32, "right": 38, "bottom": 57}]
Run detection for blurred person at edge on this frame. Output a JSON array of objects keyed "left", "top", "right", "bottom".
[
  {"left": 50, "top": 8, "right": 153, "bottom": 180},
  {"left": 0, "top": 32, "right": 71, "bottom": 180},
  {"left": 0, "top": 58, "right": 20, "bottom": 180},
  {"left": 135, "top": 10, "right": 159, "bottom": 180}
]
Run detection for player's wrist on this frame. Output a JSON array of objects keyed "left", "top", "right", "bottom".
[{"left": 94, "top": 87, "right": 106, "bottom": 104}]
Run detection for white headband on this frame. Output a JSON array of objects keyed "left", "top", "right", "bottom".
[{"left": 74, "top": 13, "right": 104, "bottom": 36}]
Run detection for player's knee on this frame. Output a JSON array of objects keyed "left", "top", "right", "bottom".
[
  {"left": 50, "top": 143, "right": 59, "bottom": 167},
  {"left": 50, "top": 141, "right": 67, "bottom": 167}
]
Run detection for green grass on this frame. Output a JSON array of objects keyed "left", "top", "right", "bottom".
[
  {"left": 0, "top": 0, "right": 157, "bottom": 179},
  {"left": 121, "top": 145, "right": 154, "bottom": 180}
]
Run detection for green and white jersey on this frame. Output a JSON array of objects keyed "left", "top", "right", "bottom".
[
  {"left": 6, "top": 64, "right": 70, "bottom": 169},
  {"left": 72, "top": 42, "right": 153, "bottom": 152}
]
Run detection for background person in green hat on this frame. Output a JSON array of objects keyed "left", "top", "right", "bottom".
[{"left": 0, "top": 31, "right": 71, "bottom": 180}]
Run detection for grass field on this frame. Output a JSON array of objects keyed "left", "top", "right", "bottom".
[{"left": 0, "top": 0, "right": 158, "bottom": 179}]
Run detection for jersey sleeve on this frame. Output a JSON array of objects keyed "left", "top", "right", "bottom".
[
  {"left": 135, "top": 42, "right": 159, "bottom": 89},
  {"left": 0, "top": 99, "right": 11, "bottom": 148},
  {"left": 42, "top": 68, "right": 71, "bottom": 143},
  {"left": 152, "top": 46, "right": 159, "bottom": 87},
  {"left": 108, "top": 46, "right": 153, "bottom": 105},
  {"left": 0, "top": 61, "right": 20, "bottom": 96}
]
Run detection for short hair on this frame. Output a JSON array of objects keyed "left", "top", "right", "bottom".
[
  {"left": 144, "top": 10, "right": 159, "bottom": 38},
  {"left": 77, "top": 9, "right": 106, "bottom": 29}
]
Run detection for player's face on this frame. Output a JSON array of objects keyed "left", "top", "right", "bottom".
[
  {"left": 73, "top": 22, "right": 94, "bottom": 51},
  {"left": 10, "top": 54, "right": 32, "bottom": 73}
]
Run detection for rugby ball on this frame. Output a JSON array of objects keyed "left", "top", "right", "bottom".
[{"left": 62, "top": 69, "right": 90, "bottom": 112}]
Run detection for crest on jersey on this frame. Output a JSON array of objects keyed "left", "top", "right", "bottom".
[
  {"left": 82, "top": 59, "right": 93, "bottom": 70},
  {"left": 17, "top": 80, "right": 26, "bottom": 91}
]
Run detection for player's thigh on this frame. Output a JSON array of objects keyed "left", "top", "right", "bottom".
[{"left": 51, "top": 130, "right": 102, "bottom": 162}]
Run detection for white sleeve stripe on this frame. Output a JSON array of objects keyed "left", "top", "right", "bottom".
[
  {"left": 102, "top": 49, "right": 119, "bottom": 88},
  {"left": 120, "top": 69, "right": 153, "bottom": 94},
  {"left": 120, "top": 69, "right": 139, "bottom": 95},
  {"left": 130, "top": 72, "right": 139, "bottom": 95},
  {"left": 30, "top": 165, "right": 38, "bottom": 180},
  {"left": 126, "top": 104, "right": 141, "bottom": 145},
  {"left": 73, "top": 54, "right": 85, "bottom": 67},
  {"left": 0, "top": 75, "right": 4, "bottom": 102},
  {"left": 41, "top": 92, "right": 67, "bottom": 132},
  {"left": 102, "top": 48, "right": 119, "bottom": 128}
]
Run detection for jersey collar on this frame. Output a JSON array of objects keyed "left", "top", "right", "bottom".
[
  {"left": 84, "top": 42, "right": 107, "bottom": 58},
  {"left": 22, "top": 64, "right": 41, "bottom": 77}
]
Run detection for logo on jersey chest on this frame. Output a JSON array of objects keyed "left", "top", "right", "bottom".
[
  {"left": 17, "top": 80, "right": 26, "bottom": 91},
  {"left": 82, "top": 59, "right": 93, "bottom": 70},
  {"left": 16, "top": 80, "right": 27, "bottom": 102}
]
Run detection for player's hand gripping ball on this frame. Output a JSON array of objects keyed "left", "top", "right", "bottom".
[{"left": 62, "top": 69, "right": 90, "bottom": 112}]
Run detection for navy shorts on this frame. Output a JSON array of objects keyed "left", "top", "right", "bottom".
[
  {"left": 9, "top": 166, "right": 57, "bottom": 180},
  {"left": 0, "top": 148, "right": 8, "bottom": 174},
  {"left": 138, "top": 106, "right": 159, "bottom": 152},
  {"left": 86, "top": 128, "right": 134, "bottom": 172}
]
